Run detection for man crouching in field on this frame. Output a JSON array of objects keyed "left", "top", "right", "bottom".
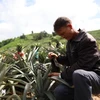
[{"left": 48, "top": 17, "right": 100, "bottom": 100}]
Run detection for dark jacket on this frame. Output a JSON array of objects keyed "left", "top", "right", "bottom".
[{"left": 57, "top": 29, "right": 100, "bottom": 82}]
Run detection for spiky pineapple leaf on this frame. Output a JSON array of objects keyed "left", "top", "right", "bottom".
[
  {"left": 50, "top": 76, "right": 74, "bottom": 88},
  {"left": 23, "top": 83, "right": 31, "bottom": 100},
  {"left": 36, "top": 70, "right": 43, "bottom": 96},
  {"left": 0, "top": 63, "right": 9, "bottom": 82},
  {"left": 45, "top": 91, "right": 56, "bottom": 100},
  {"left": 6, "top": 94, "right": 21, "bottom": 100}
]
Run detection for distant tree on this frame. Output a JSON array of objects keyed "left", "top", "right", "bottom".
[
  {"left": 33, "top": 33, "right": 41, "bottom": 40},
  {"left": 0, "top": 38, "right": 14, "bottom": 47},
  {"left": 40, "top": 30, "right": 49, "bottom": 37},
  {"left": 40, "top": 30, "right": 48, "bottom": 35},
  {"left": 31, "top": 31, "right": 34, "bottom": 34},
  {"left": 32, "top": 31, "right": 34, "bottom": 40},
  {"left": 20, "top": 33, "right": 26, "bottom": 39},
  {"left": 33, "top": 31, "right": 49, "bottom": 40},
  {"left": 0, "top": 42, "right": 3, "bottom": 47},
  {"left": 52, "top": 32, "right": 57, "bottom": 36}
]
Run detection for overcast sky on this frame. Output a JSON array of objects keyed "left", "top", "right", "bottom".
[{"left": 0, "top": 0, "right": 100, "bottom": 41}]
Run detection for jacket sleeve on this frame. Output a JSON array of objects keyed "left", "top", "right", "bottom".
[
  {"left": 57, "top": 53, "right": 70, "bottom": 66},
  {"left": 61, "top": 38, "right": 99, "bottom": 81}
]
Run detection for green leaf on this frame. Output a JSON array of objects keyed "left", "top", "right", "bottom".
[
  {"left": 50, "top": 76, "right": 74, "bottom": 88},
  {"left": 43, "top": 79, "right": 51, "bottom": 91},
  {"left": 23, "top": 83, "right": 31, "bottom": 100},
  {"left": 45, "top": 91, "right": 56, "bottom": 100},
  {"left": 0, "top": 63, "right": 9, "bottom": 82},
  {"left": 36, "top": 70, "right": 43, "bottom": 96},
  {"left": 43, "top": 65, "right": 51, "bottom": 81},
  {"left": 6, "top": 94, "right": 21, "bottom": 100}
]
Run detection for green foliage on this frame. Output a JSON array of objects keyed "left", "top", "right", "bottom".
[
  {"left": 16, "top": 45, "right": 22, "bottom": 52},
  {"left": 89, "top": 30, "right": 100, "bottom": 39},
  {"left": 2, "top": 53, "right": 15, "bottom": 64},
  {"left": 20, "top": 33, "right": 26, "bottom": 39},
  {"left": 0, "top": 30, "right": 100, "bottom": 51},
  {"left": 31, "top": 62, "right": 56, "bottom": 100},
  {"left": 33, "top": 31, "right": 49, "bottom": 41},
  {"left": 52, "top": 32, "right": 57, "bottom": 36},
  {"left": 31, "top": 31, "right": 34, "bottom": 34},
  {"left": 0, "top": 38, "right": 14, "bottom": 48},
  {"left": 0, "top": 29, "right": 100, "bottom": 100}
]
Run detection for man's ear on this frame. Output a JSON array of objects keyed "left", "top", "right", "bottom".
[{"left": 67, "top": 24, "right": 72, "bottom": 29}]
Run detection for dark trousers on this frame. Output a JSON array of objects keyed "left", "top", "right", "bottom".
[{"left": 54, "top": 69, "right": 100, "bottom": 100}]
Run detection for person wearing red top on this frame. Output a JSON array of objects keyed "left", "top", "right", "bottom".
[
  {"left": 13, "top": 45, "right": 25, "bottom": 60},
  {"left": 14, "top": 51, "right": 24, "bottom": 60}
]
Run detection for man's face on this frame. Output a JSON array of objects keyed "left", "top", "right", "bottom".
[{"left": 56, "top": 24, "right": 73, "bottom": 40}]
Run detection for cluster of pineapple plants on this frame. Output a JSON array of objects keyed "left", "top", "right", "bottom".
[{"left": 0, "top": 41, "right": 67, "bottom": 100}]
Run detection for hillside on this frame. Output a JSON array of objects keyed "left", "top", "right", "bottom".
[
  {"left": 0, "top": 29, "right": 100, "bottom": 52},
  {"left": 88, "top": 29, "right": 100, "bottom": 39}
]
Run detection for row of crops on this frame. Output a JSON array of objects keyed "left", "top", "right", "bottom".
[{"left": 0, "top": 41, "right": 69, "bottom": 100}]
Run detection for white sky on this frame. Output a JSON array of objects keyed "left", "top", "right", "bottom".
[{"left": 0, "top": 0, "right": 100, "bottom": 41}]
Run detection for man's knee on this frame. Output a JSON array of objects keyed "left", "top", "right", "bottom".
[
  {"left": 73, "top": 69, "right": 86, "bottom": 82},
  {"left": 54, "top": 84, "right": 74, "bottom": 100},
  {"left": 73, "top": 69, "right": 84, "bottom": 76},
  {"left": 54, "top": 84, "right": 67, "bottom": 96}
]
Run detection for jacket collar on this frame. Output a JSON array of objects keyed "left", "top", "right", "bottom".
[{"left": 70, "top": 29, "right": 86, "bottom": 42}]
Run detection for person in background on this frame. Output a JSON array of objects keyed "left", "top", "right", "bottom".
[
  {"left": 48, "top": 17, "right": 100, "bottom": 100},
  {"left": 13, "top": 45, "right": 25, "bottom": 60}
]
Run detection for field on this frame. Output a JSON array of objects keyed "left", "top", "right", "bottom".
[{"left": 0, "top": 30, "right": 100, "bottom": 99}]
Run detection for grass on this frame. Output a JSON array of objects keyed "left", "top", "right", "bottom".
[{"left": 0, "top": 29, "right": 100, "bottom": 52}]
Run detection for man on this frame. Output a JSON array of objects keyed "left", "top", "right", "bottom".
[{"left": 48, "top": 17, "right": 100, "bottom": 100}]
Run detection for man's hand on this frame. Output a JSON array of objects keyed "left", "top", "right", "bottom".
[
  {"left": 48, "top": 52, "right": 58, "bottom": 59},
  {"left": 48, "top": 72, "right": 60, "bottom": 77}
]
